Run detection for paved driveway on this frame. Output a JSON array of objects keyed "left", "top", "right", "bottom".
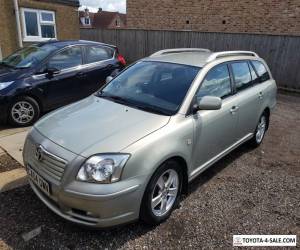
[{"left": 0, "top": 125, "right": 30, "bottom": 165}]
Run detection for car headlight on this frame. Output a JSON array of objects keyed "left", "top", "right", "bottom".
[
  {"left": 0, "top": 81, "right": 14, "bottom": 91},
  {"left": 77, "top": 154, "right": 130, "bottom": 183}
]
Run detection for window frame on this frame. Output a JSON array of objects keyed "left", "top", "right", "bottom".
[
  {"left": 186, "top": 62, "right": 234, "bottom": 116},
  {"left": 21, "top": 8, "right": 57, "bottom": 42},
  {"left": 44, "top": 45, "right": 83, "bottom": 72},
  {"left": 84, "top": 17, "right": 91, "bottom": 25},
  {"left": 249, "top": 60, "right": 271, "bottom": 83},
  {"left": 195, "top": 62, "right": 234, "bottom": 100},
  {"left": 83, "top": 45, "right": 116, "bottom": 66},
  {"left": 229, "top": 60, "right": 254, "bottom": 93}
]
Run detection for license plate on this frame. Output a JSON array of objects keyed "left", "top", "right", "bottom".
[{"left": 27, "top": 165, "right": 51, "bottom": 196}]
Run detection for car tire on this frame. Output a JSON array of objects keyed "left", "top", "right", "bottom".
[
  {"left": 249, "top": 112, "right": 268, "bottom": 147},
  {"left": 140, "top": 160, "right": 183, "bottom": 226},
  {"left": 8, "top": 96, "right": 40, "bottom": 127}
]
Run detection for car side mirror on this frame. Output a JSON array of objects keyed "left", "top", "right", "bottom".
[
  {"left": 193, "top": 96, "right": 222, "bottom": 112},
  {"left": 46, "top": 67, "right": 60, "bottom": 78},
  {"left": 106, "top": 76, "right": 114, "bottom": 84}
]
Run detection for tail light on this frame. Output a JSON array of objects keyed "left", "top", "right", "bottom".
[
  {"left": 117, "top": 54, "right": 126, "bottom": 66},
  {"left": 115, "top": 48, "right": 126, "bottom": 66}
]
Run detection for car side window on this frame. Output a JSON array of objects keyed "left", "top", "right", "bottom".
[
  {"left": 196, "top": 64, "right": 232, "bottom": 99},
  {"left": 251, "top": 60, "right": 270, "bottom": 82},
  {"left": 85, "top": 46, "right": 114, "bottom": 64},
  {"left": 48, "top": 46, "right": 82, "bottom": 70},
  {"left": 231, "top": 61, "right": 252, "bottom": 91},
  {"left": 249, "top": 62, "right": 260, "bottom": 85}
]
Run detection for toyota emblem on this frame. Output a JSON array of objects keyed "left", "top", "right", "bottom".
[{"left": 35, "top": 145, "right": 43, "bottom": 161}]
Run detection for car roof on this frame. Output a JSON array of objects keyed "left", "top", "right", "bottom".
[
  {"left": 35, "top": 40, "right": 116, "bottom": 49},
  {"left": 143, "top": 49, "right": 261, "bottom": 68},
  {"left": 143, "top": 51, "right": 212, "bottom": 68}
]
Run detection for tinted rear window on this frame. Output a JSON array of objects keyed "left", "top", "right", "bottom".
[
  {"left": 251, "top": 60, "right": 270, "bottom": 82},
  {"left": 85, "top": 46, "right": 114, "bottom": 64}
]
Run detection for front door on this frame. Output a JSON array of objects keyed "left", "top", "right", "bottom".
[
  {"left": 191, "top": 63, "right": 238, "bottom": 176},
  {"left": 44, "top": 45, "right": 85, "bottom": 109}
]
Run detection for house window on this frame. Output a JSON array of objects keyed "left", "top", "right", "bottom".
[
  {"left": 115, "top": 18, "right": 120, "bottom": 27},
  {"left": 21, "top": 8, "right": 56, "bottom": 42},
  {"left": 84, "top": 17, "right": 90, "bottom": 25}
]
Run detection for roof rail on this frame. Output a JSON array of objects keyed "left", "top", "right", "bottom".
[
  {"left": 206, "top": 51, "right": 259, "bottom": 63},
  {"left": 150, "top": 48, "right": 211, "bottom": 57}
]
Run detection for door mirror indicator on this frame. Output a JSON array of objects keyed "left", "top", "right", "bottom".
[
  {"left": 193, "top": 96, "right": 222, "bottom": 112},
  {"left": 46, "top": 68, "right": 60, "bottom": 78},
  {"left": 106, "top": 76, "right": 114, "bottom": 84}
]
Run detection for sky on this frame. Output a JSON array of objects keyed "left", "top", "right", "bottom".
[{"left": 79, "top": 0, "right": 126, "bottom": 13}]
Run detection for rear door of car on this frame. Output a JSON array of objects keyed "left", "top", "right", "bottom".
[
  {"left": 42, "top": 45, "right": 85, "bottom": 109},
  {"left": 229, "top": 60, "right": 262, "bottom": 140},
  {"left": 82, "top": 45, "right": 119, "bottom": 95}
]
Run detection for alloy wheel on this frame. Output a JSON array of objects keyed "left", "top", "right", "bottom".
[
  {"left": 11, "top": 101, "right": 35, "bottom": 125},
  {"left": 256, "top": 115, "right": 266, "bottom": 144},
  {"left": 151, "top": 169, "right": 179, "bottom": 217}
]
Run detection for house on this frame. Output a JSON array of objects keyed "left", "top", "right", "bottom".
[
  {"left": 79, "top": 8, "right": 126, "bottom": 29},
  {"left": 0, "top": 0, "right": 80, "bottom": 59},
  {"left": 126, "top": 0, "right": 300, "bottom": 36}
]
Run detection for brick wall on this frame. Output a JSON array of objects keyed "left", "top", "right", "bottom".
[
  {"left": 0, "top": 0, "right": 79, "bottom": 57},
  {"left": 126, "top": 0, "right": 300, "bottom": 36}
]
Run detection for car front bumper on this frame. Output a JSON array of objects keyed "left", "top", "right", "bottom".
[
  {"left": 23, "top": 128, "right": 146, "bottom": 228},
  {"left": 28, "top": 177, "right": 144, "bottom": 228}
]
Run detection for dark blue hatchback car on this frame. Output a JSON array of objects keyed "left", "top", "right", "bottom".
[{"left": 0, "top": 40, "right": 126, "bottom": 126}]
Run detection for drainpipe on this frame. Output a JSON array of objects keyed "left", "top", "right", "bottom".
[
  {"left": 0, "top": 46, "right": 2, "bottom": 60},
  {"left": 13, "top": 0, "right": 23, "bottom": 48}
]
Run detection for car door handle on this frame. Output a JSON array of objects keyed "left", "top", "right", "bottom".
[
  {"left": 258, "top": 92, "right": 264, "bottom": 99},
  {"left": 76, "top": 72, "right": 87, "bottom": 78},
  {"left": 106, "top": 64, "right": 114, "bottom": 69},
  {"left": 230, "top": 106, "right": 239, "bottom": 114}
]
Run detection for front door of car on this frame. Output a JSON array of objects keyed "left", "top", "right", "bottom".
[
  {"left": 42, "top": 46, "right": 85, "bottom": 109},
  {"left": 82, "top": 45, "right": 119, "bottom": 95},
  {"left": 191, "top": 63, "right": 239, "bottom": 174}
]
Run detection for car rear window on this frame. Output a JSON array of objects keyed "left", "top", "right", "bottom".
[
  {"left": 85, "top": 46, "right": 114, "bottom": 64},
  {"left": 251, "top": 60, "right": 270, "bottom": 82}
]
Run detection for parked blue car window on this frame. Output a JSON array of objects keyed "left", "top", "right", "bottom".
[{"left": 1, "top": 44, "right": 57, "bottom": 68}]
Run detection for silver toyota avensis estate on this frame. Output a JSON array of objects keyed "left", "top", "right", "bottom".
[{"left": 23, "top": 49, "right": 277, "bottom": 227}]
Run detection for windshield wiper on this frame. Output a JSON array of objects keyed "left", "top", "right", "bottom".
[
  {"left": 98, "top": 92, "right": 129, "bottom": 105},
  {"left": 132, "top": 103, "right": 171, "bottom": 116},
  {"left": 96, "top": 91, "right": 171, "bottom": 115}
]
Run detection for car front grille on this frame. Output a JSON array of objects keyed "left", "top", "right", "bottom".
[{"left": 27, "top": 140, "right": 67, "bottom": 182}]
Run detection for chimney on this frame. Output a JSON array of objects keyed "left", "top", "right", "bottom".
[
  {"left": 98, "top": 7, "right": 102, "bottom": 12},
  {"left": 84, "top": 8, "right": 89, "bottom": 17}
]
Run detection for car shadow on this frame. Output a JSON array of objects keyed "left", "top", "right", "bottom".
[
  {"left": 186, "top": 143, "right": 254, "bottom": 196},
  {"left": 0, "top": 143, "right": 254, "bottom": 249}
]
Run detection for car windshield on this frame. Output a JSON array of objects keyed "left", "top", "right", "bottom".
[
  {"left": 1, "top": 44, "right": 57, "bottom": 69},
  {"left": 96, "top": 61, "right": 200, "bottom": 115}
]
